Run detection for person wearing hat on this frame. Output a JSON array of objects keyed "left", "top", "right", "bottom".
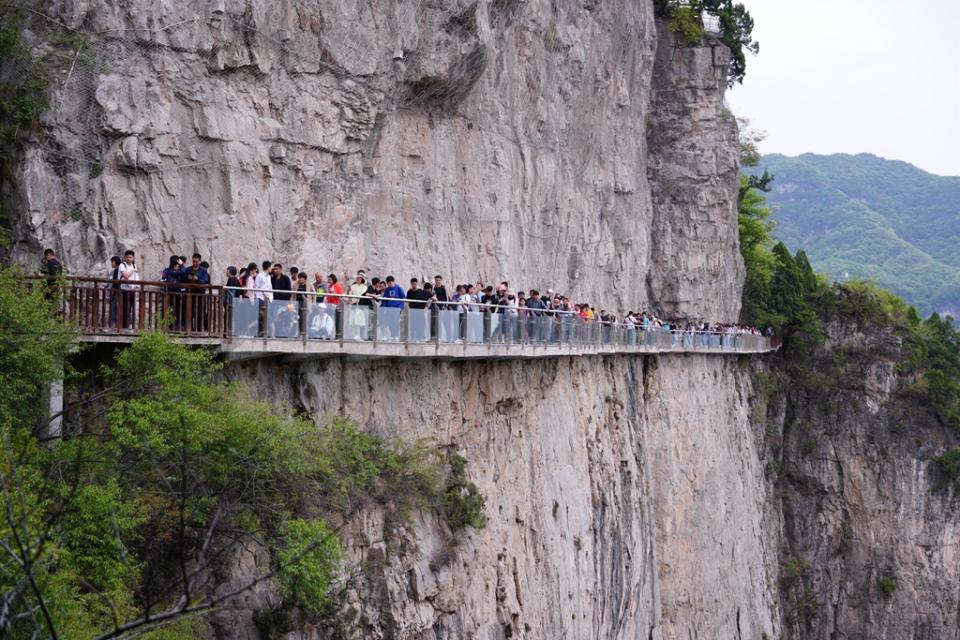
[
  {"left": 345, "top": 270, "right": 369, "bottom": 340},
  {"left": 348, "top": 270, "right": 367, "bottom": 302}
]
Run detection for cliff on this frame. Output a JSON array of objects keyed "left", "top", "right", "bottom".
[
  {"left": 760, "top": 301, "right": 960, "bottom": 640},
  {"left": 5, "top": 1, "right": 956, "bottom": 639}
]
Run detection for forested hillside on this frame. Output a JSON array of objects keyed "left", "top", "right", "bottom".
[{"left": 753, "top": 153, "right": 960, "bottom": 316}]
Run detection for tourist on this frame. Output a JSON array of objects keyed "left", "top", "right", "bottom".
[
  {"left": 526, "top": 290, "right": 547, "bottom": 316},
  {"left": 312, "top": 272, "right": 326, "bottom": 299},
  {"left": 161, "top": 255, "right": 181, "bottom": 283},
  {"left": 325, "top": 273, "right": 343, "bottom": 305},
  {"left": 295, "top": 272, "right": 309, "bottom": 299},
  {"left": 433, "top": 275, "right": 448, "bottom": 303},
  {"left": 381, "top": 276, "right": 405, "bottom": 308},
  {"left": 362, "top": 277, "right": 379, "bottom": 307},
  {"left": 256, "top": 261, "right": 273, "bottom": 302},
  {"left": 180, "top": 254, "right": 211, "bottom": 332},
  {"left": 107, "top": 255, "right": 122, "bottom": 329},
  {"left": 225, "top": 266, "right": 241, "bottom": 297},
  {"left": 348, "top": 271, "right": 367, "bottom": 301},
  {"left": 243, "top": 263, "right": 260, "bottom": 299},
  {"left": 118, "top": 250, "right": 139, "bottom": 330},
  {"left": 39, "top": 248, "right": 63, "bottom": 279},
  {"left": 271, "top": 263, "right": 292, "bottom": 301},
  {"left": 182, "top": 253, "right": 210, "bottom": 286},
  {"left": 407, "top": 278, "right": 432, "bottom": 309}
]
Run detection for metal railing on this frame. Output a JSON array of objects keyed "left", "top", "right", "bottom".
[{"left": 47, "top": 278, "right": 777, "bottom": 353}]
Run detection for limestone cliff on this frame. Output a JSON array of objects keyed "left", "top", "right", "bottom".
[
  {"left": 225, "top": 352, "right": 778, "bottom": 639},
  {"left": 761, "top": 310, "right": 960, "bottom": 640}
]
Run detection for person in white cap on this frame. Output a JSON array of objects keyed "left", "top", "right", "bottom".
[
  {"left": 348, "top": 270, "right": 367, "bottom": 301},
  {"left": 345, "top": 271, "right": 369, "bottom": 340}
]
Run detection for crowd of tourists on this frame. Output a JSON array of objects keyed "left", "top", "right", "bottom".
[{"left": 38, "top": 249, "right": 773, "bottom": 338}]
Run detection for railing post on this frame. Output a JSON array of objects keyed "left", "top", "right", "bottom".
[
  {"left": 137, "top": 283, "right": 146, "bottom": 332},
  {"left": 90, "top": 285, "right": 100, "bottom": 332},
  {"left": 184, "top": 289, "right": 193, "bottom": 337}
]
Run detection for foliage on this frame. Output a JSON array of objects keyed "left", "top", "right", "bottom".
[
  {"left": 876, "top": 573, "right": 897, "bottom": 597},
  {"left": 655, "top": 0, "right": 759, "bottom": 86},
  {"left": 443, "top": 454, "right": 487, "bottom": 530},
  {"left": 0, "top": 1, "right": 49, "bottom": 149},
  {"left": 780, "top": 556, "right": 818, "bottom": 626},
  {"left": 911, "top": 314, "right": 960, "bottom": 430},
  {"left": 701, "top": 0, "right": 758, "bottom": 86},
  {"left": 933, "top": 447, "right": 960, "bottom": 484},
  {"left": 277, "top": 519, "right": 343, "bottom": 615},
  {"left": 665, "top": 4, "right": 704, "bottom": 45},
  {"left": 746, "top": 153, "right": 960, "bottom": 317},
  {"left": 0, "top": 274, "right": 479, "bottom": 638}
]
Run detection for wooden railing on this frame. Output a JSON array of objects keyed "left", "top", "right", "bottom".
[{"left": 55, "top": 276, "right": 227, "bottom": 338}]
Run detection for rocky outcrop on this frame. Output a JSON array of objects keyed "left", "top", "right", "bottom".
[
  {"left": 647, "top": 23, "right": 743, "bottom": 321},
  {"left": 223, "top": 352, "right": 779, "bottom": 639},
  {"left": 763, "top": 319, "right": 960, "bottom": 639}
]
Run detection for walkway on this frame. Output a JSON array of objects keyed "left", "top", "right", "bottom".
[{"left": 64, "top": 277, "right": 778, "bottom": 361}]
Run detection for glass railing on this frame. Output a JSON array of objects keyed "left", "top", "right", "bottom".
[{"left": 220, "top": 293, "right": 775, "bottom": 353}]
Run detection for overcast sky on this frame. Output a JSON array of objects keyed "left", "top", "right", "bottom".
[{"left": 726, "top": 0, "right": 960, "bottom": 176}]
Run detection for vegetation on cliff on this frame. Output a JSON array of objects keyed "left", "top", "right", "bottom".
[
  {"left": 0, "top": 270, "right": 486, "bottom": 639},
  {"left": 0, "top": 2, "right": 48, "bottom": 150},
  {"left": 654, "top": 0, "right": 759, "bottom": 86}
]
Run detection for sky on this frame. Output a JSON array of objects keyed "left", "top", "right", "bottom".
[{"left": 726, "top": 0, "right": 960, "bottom": 176}]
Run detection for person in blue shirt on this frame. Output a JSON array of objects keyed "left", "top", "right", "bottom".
[
  {"left": 182, "top": 253, "right": 210, "bottom": 286},
  {"left": 381, "top": 275, "right": 406, "bottom": 309}
]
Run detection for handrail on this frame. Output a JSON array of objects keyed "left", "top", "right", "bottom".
[{"left": 37, "top": 276, "right": 776, "bottom": 352}]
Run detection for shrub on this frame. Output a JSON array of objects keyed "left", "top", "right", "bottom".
[
  {"left": 876, "top": 573, "right": 897, "bottom": 597},
  {"left": 443, "top": 454, "right": 487, "bottom": 530}
]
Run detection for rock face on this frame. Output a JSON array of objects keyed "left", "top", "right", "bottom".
[
  {"left": 764, "top": 318, "right": 960, "bottom": 640},
  {"left": 4, "top": 0, "right": 741, "bottom": 319},
  {"left": 226, "top": 353, "right": 779, "bottom": 639}
]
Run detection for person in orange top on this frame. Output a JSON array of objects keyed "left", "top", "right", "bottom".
[{"left": 325, "top": 273, "right": 343, "bottom": 305}]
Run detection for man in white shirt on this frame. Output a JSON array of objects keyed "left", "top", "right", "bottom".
[
  {"left": 254, "top": 260, "right": 275, "bottom": 336},
  {"left": 117, "top": 250, "right": 140, "bottom": 329},
  {"left": 254, "top": 260, "right": 273, "bottom": 301}
]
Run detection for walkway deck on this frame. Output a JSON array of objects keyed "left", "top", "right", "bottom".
[{"left": 63, "top": 278, "right": 778, "bottom": 361}]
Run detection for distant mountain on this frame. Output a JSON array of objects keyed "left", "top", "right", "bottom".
[{"left": 752, "top": 153, "right": 960, "bottom": 317}]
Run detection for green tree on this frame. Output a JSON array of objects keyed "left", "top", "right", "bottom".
[
  {"left": 739, "top": 175, "right": 781, "bottom": 326},
  {"left": 0, "top": 270, "right": 479, "bottom": 638},
  {"left": 655, "top": 0, "right": 759, "bottom": 86}
]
